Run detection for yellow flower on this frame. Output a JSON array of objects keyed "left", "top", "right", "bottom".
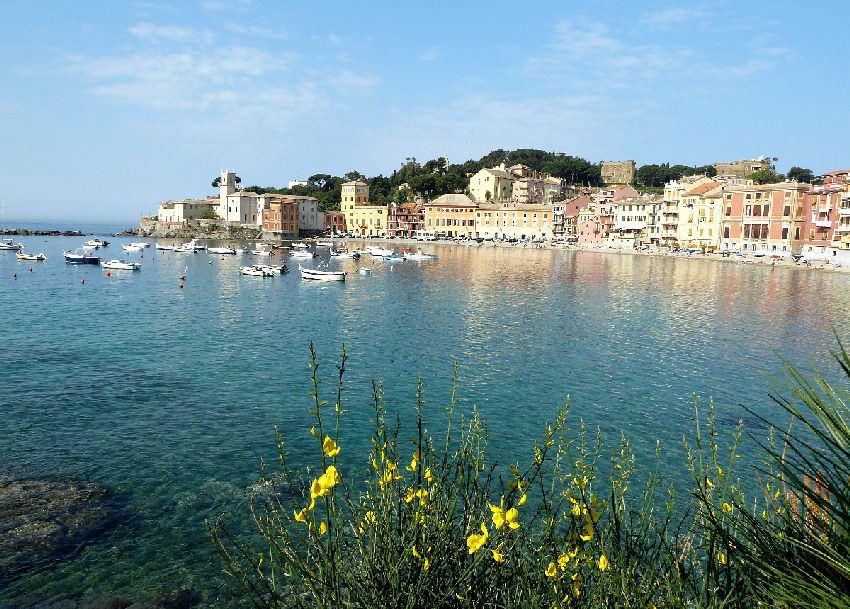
[
  {"left": 412, "top": 545, "right": 422, "bottom": 559},
  {"left": 358, "top": 511, "right": 376, "bottom": 533},
  {"left": 319, "top": 521, "right": 327, "bottom": 536},
  {"left": 557, "top": 553, "right": 570, "bottom": 571},
  {"left": 490, "top": 497, "right": 520, "bottom": 530},
  {"left": 580, "top": 520, "right": 594, "bottom": 542},
  {"left": 466, "top": 522, "right": 489, "bottom": 554},
  {"left": 491, "top": 542, "right": 505, "bottom": 563},
  {"left": 423, "top": 467, "right": 433, "bottom": 482},
  {"left": 516, "top": 493, "right": 527, "bottom": 507},
  {"left": 510, "top": 464, "right": 520, "bottom": 477},
  {"left": 706, "top": 477, "right": 714, "bottom": 488},
  {"left": 404, "top": 487, "right": 416, "bottom": 504},
  {"left": 294, "top": 507, "right": 307, "bottom": 523},
  {"left": 545, "top": 562, "right": 557, "bottom": 578},
  {"left": 423, "top": 557, "right": 429, "bottom": 571},
  {"left": 416, "top": 488, "right": 428, "bottom": 504},
  {"left": 722, "top": 502, "right": 732, "bottom": 514},
  {"left": 718, "top": 552, "right": 727, "bottom": 566},
  {"left": 310, "top": 427, "right": 318, "bottom": 437},
  {"left": 572, "top": 573, "right": 582, "bottom": 598},
  {"left": 322, "top": 435, "right": 340, "bottom": 457},
  {"left": 598, "top": 554, "right": 610, "bottom": 571}
]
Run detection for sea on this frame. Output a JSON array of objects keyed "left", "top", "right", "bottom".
[{"left": 2, "top": 228, "right": 849, "bottom": 606}]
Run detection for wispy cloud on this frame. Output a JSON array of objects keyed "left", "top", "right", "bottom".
[
  {"left": 640, "top": 7, "right": 712, "bottom": 29},
  {"left": 419, "top": 46, "right": 440, "bottom": 62},
  {"left": 328, "top": 33, "right": 342, "bottom": 46},
  {"left": 226, "top": 23, "right": 287, "bottom": 39},
  {"left": 129, "top": 22, "right": 214, "bottom": 45}
]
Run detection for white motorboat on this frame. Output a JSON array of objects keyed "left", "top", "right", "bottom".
[
  {"left": 365, "top": 246, "right": 394, "bottom": 257},
  {"left": 85, "top": 238, "right": 109, "bottom": 248},
  {"left": 239, "top": 265, "right": 274, "bottom": 277},
  {"left": 290, "top": 250, "right": 315, "bottom": 259},
  {"left": 403, "top": 251, "right": 437, "bottom": 261},
  {"left": 122, "top": 244, "right": 145, "bottom": 252},
  {"left": 255, "top": 263, "right": 286, "bottom": 274},
  {"left": 208, "top": 246, "right": 237, "bottom": 255},
  {"left": 102, "top": 259, "right": 141, "bottom": 270},
  {"left": 176, "top": 239, "right": 206, "bottom": 252},
  {"left": 251, "top": 248, "right": 274, "bottom": 257},
  {"left": 130, "top": 242, "right": 150, "bottom": 248},
  {"left": 330, "top": 248, "right": 360, "bottom": 259},
  {"left": 292, "top": 242, "right": 309, "bottom": 249},
  {"left": 384, "top": 254, "right": 405, "bottom": 262},
  {"left": 359, "top": 267, "right": 372, "bottom": 275},
  {"left": 0, "top": 238, "right": 23, "bottom": 250},
  {"left": 315, "top": 240, "right": 334, "bottom": 247},
  {"left": 299, "top": 266, "right": 345, "bottom": 281},
  {"left": 16, "top": 252, "right": 47, "bottom": 261},
  {"left": 64, "top": 249, "right": 99, "bottom": 264}
]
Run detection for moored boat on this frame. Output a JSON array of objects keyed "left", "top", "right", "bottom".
[
  {"left": 16, "top": 252, "right": 47, "bottom": 261},
  {"left": 330, "top": 248, "right": 360, "bottom": 259},
  {"left": 176, "top": 239, "right": 206, "bottom": 252},
  {"left": 384, "top": 254, "right": 405, "bottom": 262},
  {"left": 102, "top": 259, "right": 141, "bottom": 270},
  {"left": 403, "top": 250, "right": 437, "bottom": 260},
  {"left": 85, "top": 238, "right": 109, "bottom": 248},
  {"left": 208, "top": 246, "right": 237, "bottom": 255},
  {"left": 365, "top": 246, "right": 394, "bottom": 257},
  {"left": 315, "top": 240, "right": 334, "bottom": 247},
  {"left": 122, "top": 243, "right": 145, "bottom": 252},
  {"left": 239, "top": 265, "right": 274, "bottom": 277},
  {"left": 64, "top": 249, "right": 99, "bottom": 264},
  {"left": 290, "top": 250, "right": 315, "bottom": 259},
  {"left": 299, "top": 266, "right": 346, "bottom": 281},
  {"left": 0, "top": 238, "right": 23, "bottom": 250},
  {"left": 156, "top": 242, "right": 176, "bottom": 251}
]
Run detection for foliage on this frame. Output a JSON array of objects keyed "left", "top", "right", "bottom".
[
  {"left": 747, "top": 169, "right": 786, "bottom": 185},
  {"left": 208, "top": 342, "right": 843, "bottom": 609},
  {"left": 198, "top": 205, "right": 219, "bottom": 220},
  {"left": 714, "top": 337, "right": 850, "bottom": 608},
  {"left": 787, "top": 167, "right": 815, "bottom": 184},
  {"left": 635, "top": 164, "right": 716, "bottom": 188}
]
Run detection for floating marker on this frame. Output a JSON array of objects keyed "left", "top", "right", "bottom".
[
  {"left": 106, "top": 271, "right": 111, "bottom": 277},
  {"left": 81, "top": 279, "right": 85, "bottom": 284},
  {"left": 179, "top": 275, "right": 185, "bottom": 280},
  {"left": 29, "top": 267, "right": 32, "bottom": 272},
  {"left": 179, "top": 283, "right": 183, "bottom": 288},
  {"left": 13, "top": 273, "right": 17, "bottom": 279}
]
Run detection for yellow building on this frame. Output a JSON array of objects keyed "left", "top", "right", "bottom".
[
  {"left": 475, "top": 204, "right": 554, "bottom": 241},
  {"left": 468, "top": 165, "right": 515, "bottom": 203},
  {"left": 677, "top": 182, "right": 723, "bottom": 249},
  {"left": 341, "top": 180, "right": 387, "bottom": 237},
  {"left": 423, "top": 194, "right": 477, "bottom": 238}
]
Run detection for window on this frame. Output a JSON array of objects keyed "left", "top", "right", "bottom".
[
  {"left": 795, "top": 227, "right": 800, "bottom": 239},
  {"left": 745, "top": 205, "right": 752, "bottom": 215},
  {"left": 726, "top": 207, "right": 731, "bottom": 216},
  {"left": 783, "top": 205, "right": 790, "bottom": 216},
  {"left": 753, "top": 205, "right": 761, "bottom": 216},
  {"left": 724, "top": 226, "right": 730, "bottom": 239}
]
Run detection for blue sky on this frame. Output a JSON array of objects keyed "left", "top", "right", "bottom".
[{"left": 2, "top": 1, "right": 848, "bottom": 222}]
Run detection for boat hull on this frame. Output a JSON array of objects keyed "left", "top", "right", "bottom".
[{"left": 299, "top": 266, "right": 345, "bottom": 281}]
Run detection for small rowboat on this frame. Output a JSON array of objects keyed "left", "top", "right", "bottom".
[
  {"left": 299, "top": 266, "right": 345, "bottom": 281},
  {"left": 240, "top": 265, "right": 274, "bottom": 277},
  {"left": 102, "top": 259, "right": 141, "bottom": 270}
]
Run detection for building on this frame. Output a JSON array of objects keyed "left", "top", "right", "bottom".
[
  {"left": 542, "top": 178, "right": 564, "bottom": 204},
  {"left": 676, "top": 182, "right": 723, "bottom": 250},
  {"left": 474, "top": 203, "right": 554, "bottom": 241},
  {"left": 718, "top": 182, "right": 810, "bottom": 255},
  {"left": 340, "top": 180, "right": 387, "bottom": 237},
  {"left": 576, "top": 202, "right": 614, "bottom": 246},
  {"left": 325, "top": 211, "right": 345, "bottom": 235},
  {"left": 157, "top": 198, "right": 218, "bottom": 224},
  {"left": 468, "top": 165, "right": 515, "bottom": 203},
  {"left": 601, "top": 161, "right": 636, "bottom": 185},
  {"left": 262, "top": 198, "right": 299, "bottom": 237},
  {"left": 712, "top": 159, "right": 773, "bottom": 180},
  {"left": 609, "top": 197, "right": 657, "bottom": 249},
  {"left": 387, "top": 202, "right": 425, "bottom": 238},
  {"left": 424, "top": 194, "right": 476, "bottom": 238}
]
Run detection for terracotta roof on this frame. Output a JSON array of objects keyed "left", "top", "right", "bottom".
[
  {"left": 682, "top": 181, "right": 721, "bottom": 197},
  {"left": 427, "top": 193, "right": 476, "bottom": 207},
  {"left": 823, "top": 169, "right": 850, "bottom": 176}
]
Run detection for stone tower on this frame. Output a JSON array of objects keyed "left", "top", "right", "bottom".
[{"left": 218, "top": 169, "right": 237, "bottom": 217}]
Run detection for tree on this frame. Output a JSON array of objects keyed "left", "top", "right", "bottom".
[
  {"left": 786, "top": 167, "right": 814, "bottom": 183},
  {"left": 748, "top": 168, "right": 785, "bottom": 185},
  {"left": 344, "top": 170, "right": 365, "bottom": 183},
  {"left": 211, "top": 177, "right": 221, "bottom": 188}
]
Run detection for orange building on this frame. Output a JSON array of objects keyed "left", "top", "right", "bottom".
[
  {"left": 423, "top": 194, "right": 477, "bottom": 238},
  {"left": 325, "top": 211, "right": 345, "bottom": 235},
  {"left": 262, "top": 198, "right": 299, "bottom": 236}
]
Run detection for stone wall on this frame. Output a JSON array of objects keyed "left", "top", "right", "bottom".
[{"left": 601, "top": 161, "right": 636, "bottom": 184}]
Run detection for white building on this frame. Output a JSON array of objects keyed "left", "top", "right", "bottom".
[{"left": 157, "top": 198, "right": 218, "bottom": 223}]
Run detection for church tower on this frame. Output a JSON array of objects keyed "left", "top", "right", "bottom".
[{"left": 218, "top": 169, "right": 237, "bottom": 217}]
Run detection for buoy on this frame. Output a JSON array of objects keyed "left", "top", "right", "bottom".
[
  {"left": 179, "top": 275, "right": 185, "bottom": 280},
  {"left": 29, "top": 267, "right": 33, "bottom": 272},
  {"left": 208, "top": 260, "right": 212, "bottom": 264},
  {"left": 220, "top": 257, "right": 224, "bottom": 260},
  {"left": 81, "top": 279, "right": 85, "bottom": 284},
  {"left": 106, "top": 271, "right": 111, "bottom": 277},
  {"left": 140, "top": 254, "right": 143, "bottom": 259},
  {"left": 13, "top": 273, "right": 16, "bottom": 278},
  {"left": 179, "top": 283, "right": 183, "bottom": 288}
]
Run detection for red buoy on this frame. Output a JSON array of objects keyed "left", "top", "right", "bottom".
[
  {"left": 29, "top": 267, "right": 33, "bottom": 272},
  {"left": 179, "top": 283, "right": 184, "bottom": 288},
  {"left": 81, "top": 279, "right": 85, "bottom": 284},
  {"left": 179, "top": 275, "right": 185, "bottom": 280},
  {"left": 13, "top": 273, "right": 16, "bottom": 279},
  {"left": 106, "top": 271, "right": 111, "bottom": 277}
]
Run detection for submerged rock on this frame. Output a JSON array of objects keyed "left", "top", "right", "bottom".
[{"left": 0, "top": 473, "right": 114, "bottom": 579}]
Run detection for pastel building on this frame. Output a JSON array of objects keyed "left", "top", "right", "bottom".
[
  {"left": 468, "top": 166, "right": 515, "bottom": 203},
  {"left": 801, "top": 175, "right": 850, "bottom": 264},
  {"left": 387, "top": 202, "right": 425, "bottom": 238},
  {"left": 262, "top": 198, "right": 299, "bottom": 236},
  {"left": 424, "top": 194, "right": 476, "bottom": 238},
  {"left": 718, "top": 183, "right": 810, "bottom": 255},
  {"left": 676, "top": 182, "right": 723, "bottom": 250},
  {"left": 157, "top": 198, "right": 218, "bottom": 224},
  {"left": 474, "top": 203, "right": 555, "bottom": 241},
  {"left": 576, "top": 202, "right": 614, "bottom": 246},
  {"left": 341, "top": 180, "right": 387, "bottom": 237}
]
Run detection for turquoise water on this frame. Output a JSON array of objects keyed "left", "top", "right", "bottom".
[{"left": 2, "top": 236, "right": 849, "bottom": 605}]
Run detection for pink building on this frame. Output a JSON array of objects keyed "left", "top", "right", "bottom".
[
  {"left": 718, "top": 183, "right": 809, "bottom": 255},
  {"left": 577, "top": 201, "right": 614, "bottom": 246}
]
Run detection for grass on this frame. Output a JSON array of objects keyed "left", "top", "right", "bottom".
[{"left": 210, "top": 341, "right": 850, "bottom": 608}]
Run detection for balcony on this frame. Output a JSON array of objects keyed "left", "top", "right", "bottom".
[
  {"left": 839, "top": 207, "right": 850, "bottom": 217},
  {"left": 816, "top": 220, "right": 833, "bottom": 228},
  {"left": 837, "top": 225, "right": 850, "bottom": 233}
]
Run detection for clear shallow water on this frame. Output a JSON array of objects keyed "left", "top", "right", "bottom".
[{"left": 2, "top": 237, "right": 849, "bottom": 605}]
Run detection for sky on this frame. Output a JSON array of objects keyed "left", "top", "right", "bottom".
[{"left": 1, "top": 1, "right": 848, "bottom": 222}]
